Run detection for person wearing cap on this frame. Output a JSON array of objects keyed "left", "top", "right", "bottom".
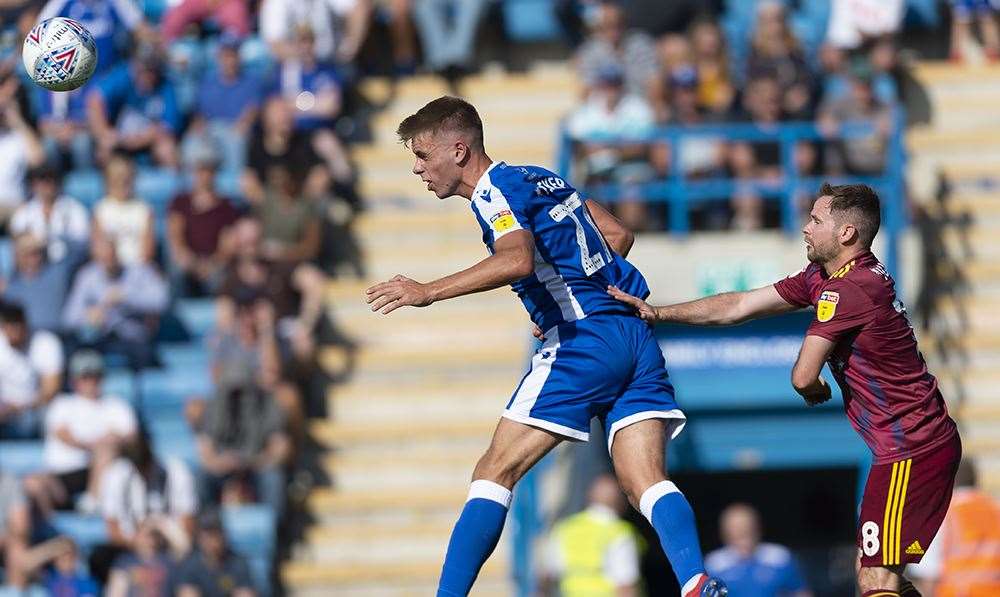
[
  {"left": 0, "top": 302, "right": 63, "bottom": 440},
  {"left": 817, "top": 58, "right": 893, "bottom": 177},
  {"left": 167, "top": 141, "right": 241, "bottom": 298},
  {"left": 1, "top": 233, "right": 75, "bottom": 333},
  {"left": 61, "top": 234, "right": 168, "bottom": 371},
  {"left": 175, "top": 508, "right": 256, "bottom": 596},
  {"left": 575, "top": 1, "right": 659, "bottom": 98},
  {"left": 9, "top": 163, "right": 90, "bottom": 266},
  {"left": 566, "top": 62, "right": 657, "bottom": 231},
  {"left": 86, "top": 45, "right": 181, "bottom": 169},
  {"left": 23, "top": 350, "right": 137, "bottom": 516}
]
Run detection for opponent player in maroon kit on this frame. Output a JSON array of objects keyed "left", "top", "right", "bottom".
[{"left": 607, "top": 183, "right": 960, "bottom": 597}]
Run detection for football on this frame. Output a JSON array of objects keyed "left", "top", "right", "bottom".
[{"left": 22, "top": 17, "right": 97, "bottom": 92}]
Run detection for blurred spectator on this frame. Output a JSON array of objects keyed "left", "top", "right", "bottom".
[
  {"left": 24, "top": 351, "right": 137, "bottom": 515},
  {"left": 218, "top": 216, "right": 327, "bottom": 367},
  {"left": 62, "top": 236, "right": 168, "bottom": 371},
  {"left": 705, "top": 503, "right": 812, "bottom": 597},
  {"left": 950, "top": 0, "right": 1000, "bottom": 61},
  {"left": 688, "top": 17, "right": 735, "bottom": 115},
  {"left": 243, "top": 97, "right": 331, "bottom": 203},
  {"left": 42, "top": 540, "right": 100, "bottom": 596},
  {"left": 0, "top": 73, "right": 44, "bottom": 225},
  {"left": 0, "top": 302, "right": 63, "bottom": 439},
  {"left": 567, "top": 64, "right": 656, "bottom": 231},
  {"left": 36, "top": 88, "right": 92, "bottom": 172},
  {"left": 826, "top": 0, "right": 904, "bottom": 50},
  {"left": 818, "top": 44, "right": 897, "bottom": 112},
  {"left": 2, "top": 233, "right": 75, "bottom": 333},
  {"left": 412, "top": 0, "right": 489, "bottom": 78},
  {"left": 818, "top": 61, "right": 892, "bottom": 176},
  {"left": 161, "top": 0, "right": 251, "bottom": 43},
  {"left": 92, "top": 153, "right": 155, "bottom": 267},
  {"left": 105, "top": 524, "right": 178, "bottom": 596},
  {"left": 183, "top": 33, "right": 263, "bottom": 175},
  {"left": 260, "top": 0, "right": 372, "bottom": 65},
  {"left": 538, "top": 474, "right": 640, "bottom": 597},
  {"left": 664, "top": 66, "right": 727, "bottom": 179},
  {"left": 86, "top": 49, "right": 181, "bottom": 169},
  {"left": 10, "top": 163, "right": 90, "bottom": 265},
  {"left": 575, "top": 0, "right": 658, "bottom": 98},
  {"left": 175, "top": 508, "right": 257, "bottom": 597},
  {"left": 908, "top": 460, "right": 1000, "bottom": 596},
  {"left": 38, "top": 0, "right": 151, "bottom": 75},
  {"left": 256, "top": 165, "right": 322, "bottom": 266},
  {"left": 95, "top": 430, "right": 196, "bottom": 582},
  {"left": 746, "top": 2, "right": 813, "bottom": 120},
  {"left": 382, "top": 0, "right": 418, "bottom": 75},
  {"left": 167, "top": 144, "right": 240, "bottom": 297},
  {"left": 197, "top": 373, "right": 291, "bottom": 518}
]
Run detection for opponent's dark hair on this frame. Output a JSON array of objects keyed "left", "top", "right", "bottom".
[
  {"left": 820, "top": 182, "right": 881, "bottom": 248},
  {"left": 397, "top": 96, "right": 484, "bottom": 150}
]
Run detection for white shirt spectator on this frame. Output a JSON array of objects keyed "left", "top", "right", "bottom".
[
  {"left": 9, "top": 195, "right": 90, "bottom": 263},
  {"left": 44, "top": 393, "right": 136, "bottom": 473},
  {"left": 827, "top": 0, "right": 904, "bottom": 49},
  {"left": 100, "top": 457, "right": 196, "bottom": 540},
  {"left": 567, "top": 93, "right": 655, "bottom": 141},
  {"left": 260, "top": 0, "right": 358, "bottom": 61},
  {"left": 94, "top": 198, "right": 151, "bottom": 266},
  {"left": 0, "top": 329, "right": 63, "bottom": 409},
  {"left": 0, "top": 131, "right": 31, "bottom": 208}
]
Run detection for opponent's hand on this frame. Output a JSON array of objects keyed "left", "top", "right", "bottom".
[
  {"left": 607, "top": 286, "right": 658, "bottom": 322},
  {"left": 801, "top": 377, "right": 833, "bottom": 407},
  {"left": 365, "top": 275, "right": 433, "bottom": 314}
]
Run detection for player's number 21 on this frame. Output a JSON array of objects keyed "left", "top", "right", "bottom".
[{"left": 549, "top": 192, "right": 611, "bottom": 276}]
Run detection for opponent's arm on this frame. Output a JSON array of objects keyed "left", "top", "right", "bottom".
[
  {"left": 608, "top": 284, "right": 798, "bottom": 326},
  {"left": 366, "top": 230, "right": 535, "bottom": 314},
  {"left": 585, "top": 199, "right": 634, "bottom": 257},
  {"left": 791, "top": 335, "right": 835, "bottom": 406}
]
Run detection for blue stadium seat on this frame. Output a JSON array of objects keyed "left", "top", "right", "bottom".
[
  {"left": 50, "top": 513, "right": 108, "bottom": 554},
  {"left": 147, "top": 417, "right": 199, "bottom": 465},
  {"left": 136, "top": 167, "right": 182, "bottom": 212},
  {"left": 140, "top": 368, "right": 213, "bottom": 403},
  {"left": 175, "top": 298, "right": 217, "bottom": 340},
  {"left": 102, "top": 369, "right": 136, "bottom": 403},
  {"left": 503, "top": 0, "right": 562, "bottom": 42},
  {"left": 159, "top": 343, "right": 211, "bottom": 368},
  {"left": 0, "top": 441, "right": 45, "bottom": 477},
  {"left": 63, "top": 169, "right": 104, "bottom": 208},
  {"left": 0, "top": 237, "right": 14, "bottom": 279},
  {"left": 224, "top": 504, "right": 276, "bottom": 594}
]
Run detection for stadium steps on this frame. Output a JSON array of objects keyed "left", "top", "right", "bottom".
[
  {"left": 286, "top": 66, "right": 576, "bottom": 594},
  {"left": 910, "top": 61, "right": 1000, "bottom": 499}
]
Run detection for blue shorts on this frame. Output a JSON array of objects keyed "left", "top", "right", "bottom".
[
  {"left": 503, "top": 314, "right": 686, "bottom": 453},
  {"left": 952, "top": 0, "right": 994, "bottom": 18}
]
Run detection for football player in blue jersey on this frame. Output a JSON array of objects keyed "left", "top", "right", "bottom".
[{"left": 365, "top": 96, "right": 727, "bottom": 597}]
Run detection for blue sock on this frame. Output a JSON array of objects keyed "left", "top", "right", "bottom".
[
  {"left": 437, "top": 480, "right": 512, "bottom": 597},
  {"left": 640, "top": 480, "right": 707, "bottom": 595}
]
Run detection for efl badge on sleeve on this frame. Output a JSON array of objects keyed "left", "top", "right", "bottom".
[
  {"left": 816, "top": 291, "right": 840, "bottom": 322},
  {"left": 491, "top": 210, "right": 516, "bottom": 233}
]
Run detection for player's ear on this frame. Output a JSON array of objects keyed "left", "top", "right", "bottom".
[
  {"left": 839, "top": 223, "right": 858, "bottom": 245},
  {"left": 453, "top": 140, "right": 470, "bottom": 165}
]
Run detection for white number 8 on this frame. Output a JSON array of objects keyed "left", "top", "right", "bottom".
[{"left": 861, "top": 521, "right": 880, "bottom": 557}]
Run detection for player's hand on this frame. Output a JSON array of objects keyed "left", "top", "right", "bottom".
[
  {"left": 532, "top": 324, "right": 545, "bottom": 341},
  {"left": 365, "top": 275, "right": 433, "bottom": 314},
  {"left": 607, "top": 286, "right": 658, "bottom": 322},
  {"left": 802, "top": 377, "right": 833, "bottom": 407}
]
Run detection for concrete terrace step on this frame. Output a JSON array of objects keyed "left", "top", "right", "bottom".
[
  {"left": 909, "top": 125, "right": 1000, "bottom": 152},
  {"left": 310, "top": 419, "right": 497, "bottom": 447},
  {"left": 283, "top": 558, "right": 507, "bottom": 588},
  {"left": 912, "top": 61, "right": 1000, "bottom": 84},
  {"left": 307, "top": 486, "right": 467, "bottom": 514}
]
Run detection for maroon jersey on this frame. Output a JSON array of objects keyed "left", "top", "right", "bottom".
[{"left": 774, "top": 250, "right": 957, "bottom": 464}]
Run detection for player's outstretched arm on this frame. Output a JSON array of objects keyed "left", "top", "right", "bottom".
[
  {"left": 365, "top": 230, "right": 535, "bottom": 314},
  {"left": 608, "top": 284, "right": 798, "bottom": 326},
  {"left": 585, "top": 199, "right": 634, "bottom": 257},
  {"left": 791, "top": 335, "right": 835, "bottom": 406}
]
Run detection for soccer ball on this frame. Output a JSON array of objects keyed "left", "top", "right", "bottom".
[{"left": 22, "top": 17, "right": 97, "bottom": 92}]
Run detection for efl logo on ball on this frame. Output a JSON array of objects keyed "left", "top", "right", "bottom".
[{"left": 23, "top": 17, "right": 97, "bottom": 92}]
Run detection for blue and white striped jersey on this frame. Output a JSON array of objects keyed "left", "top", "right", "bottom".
[{"left": 470, "top": 161, "right": 650, "bottom": 332}]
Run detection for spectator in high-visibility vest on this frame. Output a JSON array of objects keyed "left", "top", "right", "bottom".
[
  {"left": 539, "top": 474, "right": 641, "bottom": 597},
  {"left": 908, "top": 459, "right": 1000, "bottom": 597}
]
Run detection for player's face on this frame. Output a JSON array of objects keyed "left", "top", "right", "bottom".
[
  {"left": 803, "top": 195, "right": 839, "bottom": 264},
  {"left": 410, "top": 132, "right": 462, "bottom": 199}
]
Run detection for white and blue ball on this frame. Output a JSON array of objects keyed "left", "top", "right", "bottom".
[{"left": 22, "top": 17, "right": 97, "bottom": 92}]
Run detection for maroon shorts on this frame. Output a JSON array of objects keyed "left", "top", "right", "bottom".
[{"left": 857, "top": 432, "right": 962, "bottom": 568}]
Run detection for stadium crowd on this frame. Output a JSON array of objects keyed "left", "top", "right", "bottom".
[{"left": 0, "top": 0, "right": 994, "bottom": 595}]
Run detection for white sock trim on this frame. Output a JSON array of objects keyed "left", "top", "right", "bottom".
[
  {"left": 639, "top": 480, "right": 680, "bottom": 522},
  {"left": 468, "top": 480, "right": 513, "bottom": 509},
  {"left": 681, "top": 573, "right": 706, "bottom": 596}
]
